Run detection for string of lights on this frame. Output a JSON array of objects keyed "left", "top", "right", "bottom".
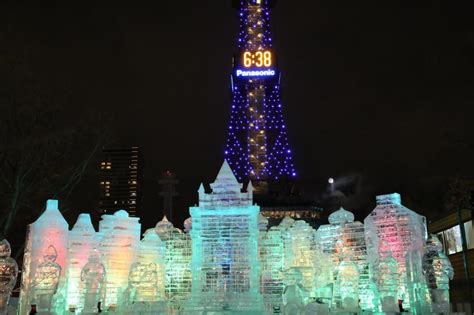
[{"left": 224, "top": 0, "right": 296, "bottom": 182}]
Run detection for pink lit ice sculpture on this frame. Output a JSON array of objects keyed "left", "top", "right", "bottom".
[{"left": 18, "top": 199, "right": 69, "bottom": 314}]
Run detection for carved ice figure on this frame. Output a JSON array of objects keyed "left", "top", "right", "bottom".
[
  {"left": 155, "top": 216, "right": 191, "bottom": 302},
  {"left": 98, "top": 209, "right": 141, "bottom": 309},
  {"left": 65, "top": 213, "right": 97, "bottom": 311},
  {"left": 32, "top": 245, "right": 62, "bottom": 312},
  {"left": 335, "top": 247, "right": 359, "bottom": 312},
  {"left": 80, "top": 250, "right": 105, "bottom": 313},
  {"left": 406, "top": 249, "right": 432, "bottom": 313},
  {"left": 283, "top": 220, "right": 316, "bottom": 294},
  {"left": 19, "top": 199, "right": 69, "bottom": 314},
  {"left": 364, "top": 193, "right": 427, "bottom": 309},
  {"left": 315, "top": 207, "right": 370, "bottom": 310},
  {"left": 282, "top": 269, "right": 307, "bottom": 315},
  {"left": 377, "top": 250, "right": 399, "bottom": 312},
  {"left": 422, "top": 234, "right": 453, "bottom": 314},
  {"left": 133, "top": 229, "right": 165, "bottom": 302},
  {"left": 0, "top": 239, "right": 18, "bottom": 315}
]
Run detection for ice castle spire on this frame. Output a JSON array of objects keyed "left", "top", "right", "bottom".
[{"left": 199, "top": 160, "right": 252, "bottom": 209}]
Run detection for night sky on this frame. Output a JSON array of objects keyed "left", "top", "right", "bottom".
[{"left": 3, "top": 1, "right": 474, "bottom": 225}]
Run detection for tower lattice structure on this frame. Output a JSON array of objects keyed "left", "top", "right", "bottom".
[{"left": 225, "top": 0, "right": 296, "bottom": 183}]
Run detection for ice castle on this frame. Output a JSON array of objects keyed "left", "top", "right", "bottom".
[{"left": 9, "top": 161, "right": 453, "bottom": 314}]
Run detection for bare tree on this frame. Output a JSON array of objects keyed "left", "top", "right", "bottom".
[{"left": 0, "top": 47, "right": 111, "bottom": 245}]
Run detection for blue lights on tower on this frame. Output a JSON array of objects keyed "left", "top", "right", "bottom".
[{"left": 225, "top": 0, "right": 296, "bottom": 182}]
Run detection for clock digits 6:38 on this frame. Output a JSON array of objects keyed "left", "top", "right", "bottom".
[{"left": 243, "top": 50, "right": 272, "bottom": 67}]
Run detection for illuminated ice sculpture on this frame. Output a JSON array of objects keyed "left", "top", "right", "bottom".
[
  {"left": 98, "top": 209, "right": 141, "bottom": 309},
  {"left": 65, "top": 213, "right": 97, "bottom": 311},
  {"left": 18, "top": 199, "right": 69, "bottom": 314},
  {"left": 186, "top": 160, "right": 264, "bottom": 313},
  {"left": 422, "top": 234, "right": 454, "bottom": 313},
  {"left": 17, "top": 188, "right": 450, "bottom": 314},
  {"left": 364, "top": 193, "right": 427, "bottom": 310},
  {"left": 0, "top": 240, "right": 18, "bottom": 315}
]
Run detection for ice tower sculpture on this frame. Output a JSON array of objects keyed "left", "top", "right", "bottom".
[
  {"left": 129, "top": 228, "right": 166, "bottom": 304},
  {"left": 0, "top": 240, "right": 18, "bottom": 315},
  {"left": 422, "top": 234, "right": 454, "bottom": 314},
  {"left": 98, "top": 210, "right": 141, "bottom": 309},
  {"left": 80, "top": 250, "right": 106, "bottom": 313},
  {"left": 334, "top": 247, "right": 360, "bottom": 312},
  {"left": 65, "top": 213, "right": 97, "bottom": 311},
  {"left": 186, "top": 160, "right": 264, "bottom": 313},
  {"left": 283, "top": 220, "right": 316, "bottom": 295},
  {"left": 19, "top": 199, "right": 69, "bottom": 314},
  {"left": 377, "top": 251, "right": 400, "bottom": 312},
  {"left": 259, "top": 225, "right": 285, "bottom": 311},
  {"left": 154, "top": 216, "right": 192, "bottom": 304},
  {"left": 315, "top": 207, "right": 370, "bottom": 310},
  {"left": 405, "top": 249, "right": 432, "bottom": 313},
  {"left": 364, "top": 193, "right": 427, "bottom": 309}
]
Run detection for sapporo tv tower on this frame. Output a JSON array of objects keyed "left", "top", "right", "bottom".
[{"left": 225, "top": 0, "right": 296, "bottom": 191}]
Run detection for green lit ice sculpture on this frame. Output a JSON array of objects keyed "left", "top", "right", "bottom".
[{"left": 185, "top": 160, "right": 264, "bottom": 313}]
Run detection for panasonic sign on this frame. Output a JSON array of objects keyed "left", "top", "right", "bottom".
[{"left": 236, "top": 69, "right": 276, "bottom": 77}]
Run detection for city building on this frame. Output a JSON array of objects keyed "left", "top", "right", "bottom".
[
  {"left": 99, "top": 147, "right": 143, "bottom": 216},
  {"left": 260, "top": 206, "right": 324, "bottom": 229}
]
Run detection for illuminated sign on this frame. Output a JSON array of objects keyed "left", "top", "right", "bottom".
[
  {"left": 242, "top": 50, "right": 273, "bottom": 68},
  {"left": 235, "top": 68, "right": 276, "bottom": 77}
]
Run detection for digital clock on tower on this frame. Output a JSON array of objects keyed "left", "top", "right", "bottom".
[{"left": 242, "top": 50, "right": 273, "bottom": 67}]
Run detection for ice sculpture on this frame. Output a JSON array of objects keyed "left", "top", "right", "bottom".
[
  {"left": 155, "top": 216, "right": 192, "bottom": 303},
  {"left": 406, "top": 249, "right": 432, "bottom": 313},
  {"left": 18, "top": 199, "right": 69, "bottom": 314},
  {"left": 364, "top": 193, "right": 427, "bottom": 309},
  {"left": 259, "top": 226, "right": 285, "bottom": 311},
  {"left": 0, "top": 240, "right": 18, "bottom": 315},
  {"left": 80, "top": 250, "right": 105, "bottom": 313},
  {"left": 335, "top": 247, "right": 359, "bottom": 312},
  {"left": 422, "top": 234, "right": 454, "bottom": 314},
  {"left": 31, "top": 245, "right": 62, "bottom": 312},
  {"left": 186, "top": 161, "right": 264, "bottom": 312},
  {"left": 315, "top": 207, "right": 370, "bottom": 310},
  {"left": 98, "top": 209, "right": 141, "bottom": 309},
  {"left": 129, "top": 228, "right": 165, "bottom": 303},
  {"left": 282, "top": 269, "right": 308, "bottom": 314},
  {"left": 184, "top": 217, "right": 192, "bottom": 233},
  {"left": 283, "top": 220, "right": 316, "bottom": 295},
  {"left": 65, "top": 213, "right": 97, "bottom": 311},
  {"left": 377, "top": 251, "right": 399, "bottom": 312}
]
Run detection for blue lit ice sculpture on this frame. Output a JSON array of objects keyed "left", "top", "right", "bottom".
[
  {"left": 186, "top": 160, "right": 264, "bottom": 313},
  {"left": 80, "top": 250, "right": 105, "bottom": 313},
  {"left": 422, "top": 234, "right": 454, "bottom": 314},
  {"left": 0, "top": 240, "right": 18, "bottom": 315}
]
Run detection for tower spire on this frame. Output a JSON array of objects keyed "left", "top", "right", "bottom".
[{"left": 225, "top": 0, "right": 296, "bottom": 183}]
